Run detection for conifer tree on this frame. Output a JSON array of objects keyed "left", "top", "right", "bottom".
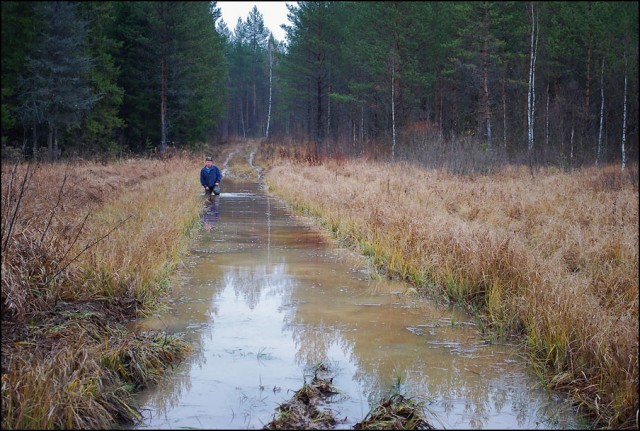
[{"left": 17, "top": 1, "right": 98, "bottom": 160}]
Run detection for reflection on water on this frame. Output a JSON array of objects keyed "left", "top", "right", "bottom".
[
  {"left": 130, "top": 181, "right": 580, "bottom": 430},
  {"left": 201, "top": 197, "right": 220, "bottom": 231}
]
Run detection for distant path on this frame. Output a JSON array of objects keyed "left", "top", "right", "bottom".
[{"left": 215, "top": 139, "right": 263, "bottom": 181}]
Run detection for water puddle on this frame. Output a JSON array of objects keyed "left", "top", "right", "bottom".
[{"left": 130, "top": 180, "right": 580, "bottom": 429}]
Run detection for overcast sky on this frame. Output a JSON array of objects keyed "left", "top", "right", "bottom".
[{"left": 217, "top": 1, "right": 291, "bottom": 42}]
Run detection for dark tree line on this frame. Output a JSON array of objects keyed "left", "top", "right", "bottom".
[
  {"left": 2, "top": 1, "right": 226, "bottom": 160},
  {"left": 222, "top": 1, "right": 638, "bottom": 170},
  {"left": 2, "top": 1, "right": 638, "bottom": 169}
]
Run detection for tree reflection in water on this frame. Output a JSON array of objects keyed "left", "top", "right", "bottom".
[{"left": 131, "top": 181, "right": 580, "bottom": 430}]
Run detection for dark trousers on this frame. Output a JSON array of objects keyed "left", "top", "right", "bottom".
[{"left": 205, "top": 185, "right": 220, "bottom": 196}]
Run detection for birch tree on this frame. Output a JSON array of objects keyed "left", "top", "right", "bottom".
[
  {"left": 156, "top": 2, "right": 171, "bottom": 153},
  {"left": 526, "top": 1, "right": 539, "bottom": 159},
  {"left": 266, "top": 34, "right": 275, "bottom": 138},
  {"left": 596, "top": 57, "right": 604, "bottom": 167},
  {"left": 281, "top": 1, "right": 335, "bottom": 150},
  {"left": 480, "top": 2, "right": 492, "bottom": 150},
  {"left": 621, "top": 53, "right": 627, "bottom": 170},
  {"left": 390, "top": 50, "right": 397, "bottom": 160}
]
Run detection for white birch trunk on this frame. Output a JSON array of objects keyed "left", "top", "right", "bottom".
[
  {"left": 596, "top": 57, "right": 604, "bottom": 167},
  {"left": 47, "top": 124, "right": 53, "bottom": 161},
  {"left": 545, "top": 83, "right": 549, "bottom": 151},
  {"left": 32, "top": 106, "right": 38, "bottom": 160},
  {"left": 353, "top": 118, "right": 356, "bottom": 147},
  {"left": 503, "top": 90, "right": 507, "bottom": 146},
  {"left": 502, "top": 65, "right": 507, "bottom": 148},
  {"left": 532, "top": 9, "right": 538, "bottom": 145},
  {"left": 481, "top": 8, "right": 492, "bottom": 150},
  {"left": 439, "top": 88, "right": 444, "bottom": 141},
  {"left": 240, "top": 98, "right": 246, "bottom": 137},
  {"left": 527, "top": 2, "right": 538, "bottom": 154},
  {"left": 266, "top": 39, "right": 273, "bottom": 138},
  {"left": 570, "top": 117, "right": 575, "bottom": 165},
  {"left": 327, "top": 71, "right": 331, "bottom": 137},
  {"left": 621, "top": 55, "right": 628, "bottom": 170},
  {"left": 160, "top": 54, "right": 167, "bottom": 152},
  {"left": 361, "top": 102, "right": 364, "bottom": 144},
  {"left": 391, "top": 54, "right": 396, "bottom": 161},
  {"left": 53, "top": 127, "right": 58, "bottom": 161},
  {"left": 159, "top": 4, "right": 168, "bottom": 153},
  {"left": 327, "top": 90, "right": 330, "bottom": 138}
]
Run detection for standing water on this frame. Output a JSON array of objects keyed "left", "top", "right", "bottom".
[{"left": 130, "top": 179, "right": 580, "bottom": 429}]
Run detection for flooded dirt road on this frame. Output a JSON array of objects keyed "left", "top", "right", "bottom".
[{"left": 130, "top": 178, "right": 580, "bottom": 429}]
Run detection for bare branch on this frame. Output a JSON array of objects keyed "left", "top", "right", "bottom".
[
  {"left": 58, "top": 211, "right": 91, "bottom": 265},
  {"left": 1, "top": 160, "right": 34, "bottom": 254},
  {"left": 40, "top": 168, "right": 70, "bottom": 245},
  {"left": 51, "top": 214, "right": 133, "bottom": 280},
  {"left": 1, "top": 163, "right": 20, "bottom": 233}
]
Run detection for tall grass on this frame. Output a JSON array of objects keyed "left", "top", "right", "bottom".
[
  {"left": 260, "top": 147, "right": 638, "bottom": 429},
  {"left": 77, "top": 163, "right": 203, "bottom": 310},
  {"left": 1, "top": 155, "right": 203, "bottom": 428}
]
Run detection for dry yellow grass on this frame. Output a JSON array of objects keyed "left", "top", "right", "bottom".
[
  {"left": 77, "top": 161, "right": 204, "bottom": 308},
  {"left": 3, "top": 144, "right": 636, "bottom": 428},
  {"left": 261, "top": 151, "right": 638, "bottom": 429},
  {"left": 1, "top": 155, "right": 204, "bottom": 428},
  {"left": 2, "top": 156, "right": 203, "bottom": 315}
]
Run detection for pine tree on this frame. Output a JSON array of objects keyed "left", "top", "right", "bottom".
[
  {"left": 1, "top": 1, "right": 35, "bottom": 150},
  {"left": 112, "top": 1, "right": 160, "bottom": 152},
  {"left": 76, "top": 1, "right": 125, "bottom": 157},
  {"left": 17, "top": 1, "right": 99, "bottom": 160}
]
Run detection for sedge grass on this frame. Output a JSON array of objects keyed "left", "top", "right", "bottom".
[
  {"left": 260, "top": 148, "right": 638, "bottom": 429},
  {"left": 1, "top": 155, "right": 203, "bottom": 429},
  {"left": 76, "top": 163, "right": 202, "bottom": 311}
]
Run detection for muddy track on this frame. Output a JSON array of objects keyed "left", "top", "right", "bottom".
[{"left": 214, "top": 139, "right": 263, "bottom": 182}]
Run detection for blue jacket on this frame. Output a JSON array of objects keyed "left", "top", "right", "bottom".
[{"left": 200, "top": 164, "right": 222, "bottom": 187}]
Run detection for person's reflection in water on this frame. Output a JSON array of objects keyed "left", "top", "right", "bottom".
[{"left": 202, "top": 195, "right": 220, "bottom": 231}]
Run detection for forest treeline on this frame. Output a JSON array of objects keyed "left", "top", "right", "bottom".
[{"left": 1, "top": 1, "right": 638, "bottom": 170}]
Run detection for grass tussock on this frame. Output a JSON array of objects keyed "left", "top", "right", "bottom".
[
  {"left": 2, "top": 320, "right": 190, "bottom": 429},
  {"left": 264, "top": 362, "right": 435, "bottom": 430},
  {"left": 353, "top": 394, "right": 435, "bottom": 430},
  {"left": 264, "top": 363, "right": 342, "bottom": 430},
  {"left": 259, "top": 145, "right": 638, "bottom": 429},
  {"left": 1, "top": 154, "right": 202, "bottom": 429}
]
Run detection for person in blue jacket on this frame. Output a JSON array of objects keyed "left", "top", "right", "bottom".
[{"left": 200, "top": 156, "right": 222, "bottom": 199}]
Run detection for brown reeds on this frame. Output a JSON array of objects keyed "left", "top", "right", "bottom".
[
  {"left": 353, "top": 394, "right": 435, "bottom": 430},
  {"left": 264, "top": 362, "right": 435, "bottom": 430},
  {"left": 1, "top": 155, "right": 202, "bottom": 429},
  {"left": 259, "top": 146, "right": 638, "bottom": 429},
  {"left": 264, "top": 363, "right": 341, "bottom": 429}
]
